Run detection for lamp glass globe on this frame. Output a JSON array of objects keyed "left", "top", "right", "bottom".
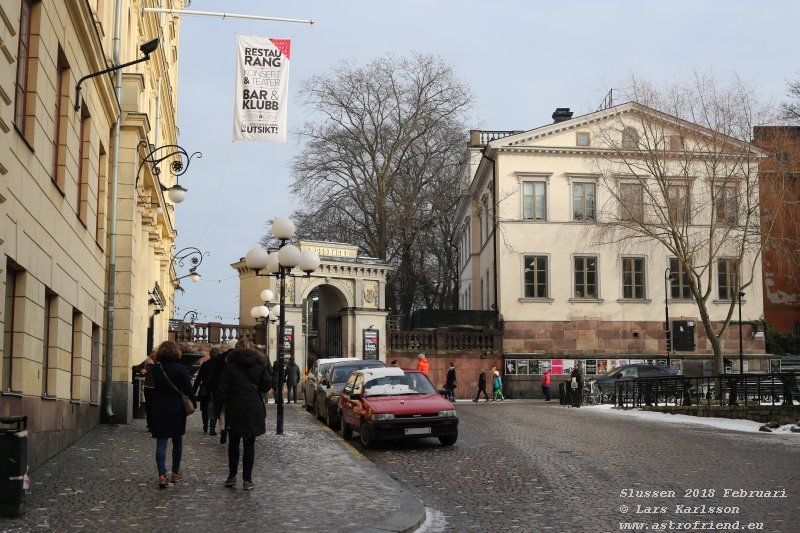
[
  {"left": 266, "top": 252, "right": 280, "bottom": 274},
  {"left": 298, "top": 250, "right": 321, "bottom": 273},
  {"left": 260, "top": 289, "right": 274, "bottom": 302},
  {"left": 245, "top": 246, "right": 269, "bottom": 270},
  {"left": 278, "top": 244, "right": 301, "bottom": 268},
  {"left": 250, "top": 307, "right": 260, "bottom": 319},
  {"left": 257, "top": 305, "right": 270, "bottom": 318},
  {"left": 271, "top": 217, "right": 295, "bottom": 239},
  {"left": 167, "top": 185, "right": 187, "bottom": 204},
  {"left": 270, "top": 304, "right": 280, "bottom": 318},
  {"left": 189, "top": 272, "right": 201, "bottom": 282}
]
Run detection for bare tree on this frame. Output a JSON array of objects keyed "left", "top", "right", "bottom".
[
  {"left": 589, "top": 73, "right": 776, "bottom": 375},
  {"left": 782, "top": 72, "right": 800, "bottom": 123},
  {"left": 288, "top": 53, "right": 474, "bottom": 319}
]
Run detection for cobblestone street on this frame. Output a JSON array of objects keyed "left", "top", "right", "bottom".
[
  {"left": 0, "top": 405, "right": 423, "bottom": 533},
  {"left": 350, "top": 401, "right": 800, "bottom": 532}
]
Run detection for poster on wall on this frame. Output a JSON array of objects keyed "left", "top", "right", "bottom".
[
  {"left": 585, "top": 360, "right": 597, "bottom": 374},
  {"left": 596, "top": 360, "right": 608, "bottom": 374},
  {"left": 551, "top": 359, "right": 563, "bottom": 375},
  {"left": 517, "top": 360, "right": 529, "bottom": 375},
  {"left": 562, "top": 359, "right": 575, "bottom": 375},
  {"left": 233, "top": 36, "right": 291, "bottom": 142},
  {"left": 506, "top": 360, "right": 517, "bottom": 375},
  {"left": 539, "top": 360, "right": 551, "bottom": 374},
  {"left": 363, "top": 329, "right": 379, "bottom": 360}
]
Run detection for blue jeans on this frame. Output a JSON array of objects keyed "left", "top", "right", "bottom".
[{"left": 156, "top": 436, "right": 183, "bottom": 477}]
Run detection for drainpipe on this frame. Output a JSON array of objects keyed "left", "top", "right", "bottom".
[
  {"left": 103, "top": 0, "right": 124, "bottom": 422},
  {"left": 480, "top": 150, "right": 499, "bottom": 318}
]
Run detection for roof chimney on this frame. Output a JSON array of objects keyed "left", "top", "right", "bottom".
[{"left": 552, "top": 107, "right": 573, "bottom": 124}]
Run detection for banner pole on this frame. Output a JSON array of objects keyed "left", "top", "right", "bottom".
[{"left": 142, "top": 7, "right": 314, "bottom": 25}]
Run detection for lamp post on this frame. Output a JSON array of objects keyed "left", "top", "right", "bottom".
[
  {"left": 738, "top": 291, "right": 745, "bottom": 374},
  {"left": 664, "top": 268, "right": 672, "bottom": 367},
  {"left": 137, "top": 141, "right": 202, "bottom": 204},
  {"left": 245, "top": 217, "right": 320, "bottom": 434}
]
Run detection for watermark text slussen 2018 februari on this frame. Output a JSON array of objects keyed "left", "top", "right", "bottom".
[{"left": 617, "top": 488, "right": 787, "bottom": 530}]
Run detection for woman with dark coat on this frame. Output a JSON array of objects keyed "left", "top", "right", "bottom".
[
  {"left": 445, "top": 362, "right": 457, "bottom": 402},
  {"left": 217, "top": 340, "right": 271, "bottom": 490},
  {"left": 150, "top": 340, "right": 196, "bottom": 488}
]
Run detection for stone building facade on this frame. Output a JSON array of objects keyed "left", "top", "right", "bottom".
[
  {"left": 455, "top": 103, "right": 768, "bottom": 383},
  {"left": 1, "top": 0, "right": 185, "bottom": 467}
]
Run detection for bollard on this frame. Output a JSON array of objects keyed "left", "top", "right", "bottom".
[{"left": 0, "top": 416, "right": 28, "bottom": 517}]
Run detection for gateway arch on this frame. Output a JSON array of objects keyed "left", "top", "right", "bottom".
[{"left": 234, "top": 241, "right": 393, "bottom": 371}]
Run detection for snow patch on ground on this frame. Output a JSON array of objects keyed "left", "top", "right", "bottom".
[{"left": 582, "top": 403, "right": 800, "bottom": 436}]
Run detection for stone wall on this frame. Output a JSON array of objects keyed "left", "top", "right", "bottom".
[{"left": 638, "top": 404, "right": 800, "bottom": 424}]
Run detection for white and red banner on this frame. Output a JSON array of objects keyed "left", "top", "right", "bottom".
[{"left": 233, "top": 36, "right": 291, "bottom": 142}]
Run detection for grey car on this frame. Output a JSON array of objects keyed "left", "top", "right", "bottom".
[
  {"left": 594, "top": 364, "right": 678, "bottom": 402},
  {"left": 303, "top": 357, "right": 357, "bottom": 412},
  {"left": 314, "top": 360, "right": 386, "bottom": 429}
]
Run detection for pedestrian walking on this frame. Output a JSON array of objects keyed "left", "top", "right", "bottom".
[
  {"left": 217, "top": 340, "right": 272, "bottom": 490},
  {"left": 272, "top": 358, "right": 285, "bottom": 403},
  {"left": 473, "top": 369, "right": 489, "bottom": 402},
  {"left": 149, "top": 340, "right": 196, "bottom": 488},
  {"left": 492, "top": 370, "right": 505, "bottom": 401},
  {"left": 137, "top": 350, "right": 157, "bottom": 431},
  {"left": 570, "top": 365, "right": 583, "bottom": 407},
  {"left": 389, "top": 359, "right": 398, "bottom": 367},
  {"left": 541, "top": 369, "right": 552, "bottom": 401},
  {"left": 193, "top": 347, "right": 222, "bottom": 433},
  {"left": 445, "top": 361, "right": 457, "bottom": 402},
  {"left": 286, "top": 357, "right": 301, "bottom": 404},
  {"left": 416, "top": 353, "right": 429, "bottom": 375},
  {"left": 208, "top": 342, "right": 232, "bottom": 439}
]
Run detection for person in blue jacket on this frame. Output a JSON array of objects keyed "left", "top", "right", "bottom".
[
  {"left": 492, "top": 370, "right": 505, "bottom": 401},
  {"left": 150, "top": 340, "right": 196, "bottom": 488}
]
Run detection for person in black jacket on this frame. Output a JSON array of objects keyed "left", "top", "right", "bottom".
[
  {"left": 217, "top": 340, "right": 271, "bottom": 490},
  {"left": 445, "top": 362, "right": 457, "bottom": 402},
  {"left": 193, "top": 347, "right": 221, "bottom": 433},
  {"left": 150, "top": 340, "right": 196, "bottom": 488},
  {"left": 207, "top": 343, "right": 232, "bottom": 439},
  {"left": 285, "top": 357, "right": 301, "bottom": 404},
  {"left": 473, "top": 369, "right": 489, "bottom": 402}
]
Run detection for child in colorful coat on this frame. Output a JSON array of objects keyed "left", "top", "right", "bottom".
[{"left": 492, "top": 371, "right": 504, "bottom": 401}]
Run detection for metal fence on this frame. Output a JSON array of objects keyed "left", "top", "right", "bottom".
[{"left": 611, "top": 373, "right": 799, "bottom": 408}]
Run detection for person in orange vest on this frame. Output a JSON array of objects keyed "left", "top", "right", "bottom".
[{"left": 416, "top": 353, "right": 429, "bottom": 375}]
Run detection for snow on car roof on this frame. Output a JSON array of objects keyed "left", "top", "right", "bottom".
[{"left": 361, "top": 366, "right": 405, "bottom": 382}]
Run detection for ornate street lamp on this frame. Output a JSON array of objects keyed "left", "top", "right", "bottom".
[
  {"left": 170, "top": 246, "right": 209, "bottom": 293},
  {"left": 245, "top": 217, "right": 320, "bottom": 435},
  {"left": 136, "top": 140, "right": 202, "bottom": 204}
]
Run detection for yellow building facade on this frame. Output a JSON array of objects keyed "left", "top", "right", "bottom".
[{"left": 1, "top": 0, "right": 185, "bottom": 467}]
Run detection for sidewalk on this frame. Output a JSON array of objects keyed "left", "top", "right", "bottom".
[{"left": 0, "top": 404, "right": 425, "bottom": 533}]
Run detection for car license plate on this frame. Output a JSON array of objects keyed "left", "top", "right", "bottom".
[{"left": 404, "top": 427, "right": 431, "bottom": 436}]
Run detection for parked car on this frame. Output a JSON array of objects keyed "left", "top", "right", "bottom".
[
  {"left": 339, "top": 367, "right": 459, "bottom": 448},
  {"left": 594, "top": 364, "right": 678, "bottom": 402},
  {"left": 314, "top": 359, "right": 386, "bottom": 428},
  {"left": 303, "top": 357, "right": 357, "bottom": 412}
]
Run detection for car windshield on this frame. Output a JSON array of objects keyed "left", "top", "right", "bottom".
[
  {"left": 331, "top": 364, "right": 381, "bottom": 385},
  {"left": 363, "top": 373, "right": 437, "bottom": 397}
]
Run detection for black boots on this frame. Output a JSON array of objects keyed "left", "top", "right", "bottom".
[{"left": 209, "top": 420, "right": 217, "bottom": 436}]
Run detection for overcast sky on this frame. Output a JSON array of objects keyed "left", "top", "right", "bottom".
[{"left": 172, "top": 0, "right": 799, "bottom": 324}]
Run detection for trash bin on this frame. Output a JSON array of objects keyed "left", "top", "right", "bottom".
[
  {"left": 559, "top": 382, "right": 567, "bottom": 405},
  {"left": 0, "top": 416, "right": 28, "bottom": 517}
]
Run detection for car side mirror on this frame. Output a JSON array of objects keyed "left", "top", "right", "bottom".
[
  {"left": 615, "top": 374, "right": 622, "bottom": 379},
  {"left": 350, "top": 393, "right": 361, "bottom": 401}
]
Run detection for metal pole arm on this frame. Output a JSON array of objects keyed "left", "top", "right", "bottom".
[
  {"left": 75, "top": 55, "right": 151, "bottom": 111},
  {"left": 142, "top": 7, "right": 314, "bottom": 25}
]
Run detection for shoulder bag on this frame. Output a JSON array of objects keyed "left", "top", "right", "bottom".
[{"left": 159, "top": 363, "right": 196, "bottom": 416}]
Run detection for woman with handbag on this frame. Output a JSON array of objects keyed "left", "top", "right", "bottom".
[
  {"left": 217, "top": 340, "right": 271, "bottom": 491},
  {"left": 150, "top": 340, "right": 196, "bottom": 488}
]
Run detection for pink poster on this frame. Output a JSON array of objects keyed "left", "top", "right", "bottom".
[{"left": 551, "top": 359, "right": 563, "bottom": 375}]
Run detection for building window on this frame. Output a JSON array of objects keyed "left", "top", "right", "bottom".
[
  {"left": 572, "top": 182, "right": 596, "bottom": 221},
  {"left": 90, "top": 323, "right": 101, "bottom": 403},
  {"left": 718, "top": 258, "right": 739, "bottom": 301},
  {"left": 3, "top": 266, "right": 21, "bottom": 392},
  {"left": 52, "top": 50, "right": 69, "bottom": 190},
  {"left": 669, "top": 135, "right": 684, "bottom": 151},
  {"left": 481, "top": 195, "right": 490, "bottom": 241},
  {"left": 619, "top": 182, "right": 644, "bottom": 222},
  {"left": 576, "top": 131, "right": 590, "bottom": 147},
  {"left": 714, "top": 185, "right": 738, "bottom": 225},
  {"left": 775, "top": 152, "right": 792, "bottom": 165},
  {"left": 667, "top": 184, "right": 690, "bottom": 225},
  {"left": 42, "top": 292, "right": 55, "bottom": 396},
  {"left": 622, "top": 127, "right": 639, "bottom": 149},
  {"left": 96, "top": 145, "right": 107, "bottom": 243},
  {"left": 14, "top": 0, "right": 33, "bottom": 135},
  {"left": 574, "top": 256, "right": 598, "bottom": 299},
  {"left": 622, "top": 257, "right": 646, "bottom": 299},
  {"left": 669, "top": 258, "right": 692, "bottom": 299},
  {"left": 523, "top": 255, "right": 548, "bottom": 298},
  {"left": 77, "top": 110, "right": 91, "bottom": 224},
  {"left": 522, "top": 181, "right": 547, "bottom": 220},
  {"left": 71, "top": 310, "right": 82, "bottom": 401}
]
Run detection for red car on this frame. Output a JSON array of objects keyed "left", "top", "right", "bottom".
[{"left": 338, "top": 367, "right": 459, "bottom": 448}]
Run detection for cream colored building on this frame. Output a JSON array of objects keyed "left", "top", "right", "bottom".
[
  {"left": 235, "top": 241, "right": 392, "bottom": 372},
  {"left": 456, "top": 103, "right": 767, "bottom": 378},
  {"left": 1, "top": 0, "right": 185, "bottom": 466}
]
